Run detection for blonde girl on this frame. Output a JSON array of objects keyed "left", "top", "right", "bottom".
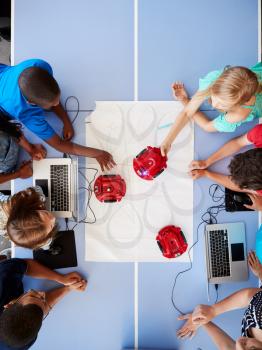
[
  {"left": 0, "top": 187, "right": 57, "bottom": 249},
  {"left": 161, "top": 63, "right": 262, "bottom": 156}
]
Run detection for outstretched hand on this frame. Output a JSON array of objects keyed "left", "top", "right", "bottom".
[
  {"left": 189, "top": 169, "right": 206, "bottom": 180},
  {"left": 177, "top": 313, "right": 200, "bottom": 339},
  {"left": 160, "top": 141, "right": 171, "bottom": 157},
  {"left": 189, "top": 159, "right": 208, "bottom": 170},
  {"left": 95, "top": 151, "right": 116, "bottom": 171}
]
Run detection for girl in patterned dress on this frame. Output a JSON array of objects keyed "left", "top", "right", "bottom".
[{"left": 177, "top": 251, "right": 262, "bottom": 349}]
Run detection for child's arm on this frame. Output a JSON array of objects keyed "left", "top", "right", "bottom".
[
  {"left": 25, "top": 259, "right": 86, "bottom": 286},
  {"left": 0, "top": 161, "right": 32, "bottom": 184},
  {"left": 18, "top": 135, "right": 46, "bottom": 160},
  {"left": 190, "top": 169, "right": 249, "bottom": 193},
  {"left": 160, "top": 91, "right": 205, "bottom": 156},
  {"left": 190, "top": 134, "right": 250, "bottom": 170},
  {"left": 192, "top": 288, "right": 260, "bottom": 326},
  {"left": 45, "top": 280, "right": 87, "bottom": 310},
  {"left": 177, "top": 315, "right": 235, "bottom": 350},
  {"left": 46, "top": 134, "right": 116, "bottom": 171},
  {"left": 202, "top": 322, "right": 235, "bottom": 350},
  {"left": 52, "top": 102, "right": 74, "bottom": 140}
]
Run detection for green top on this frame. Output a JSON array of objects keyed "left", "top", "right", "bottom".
[{"left": 198, "top": 62, "right": 262, "bottom": 132}]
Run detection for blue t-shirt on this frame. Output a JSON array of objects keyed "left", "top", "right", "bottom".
[
  {"left": 0, "top": 258, "right": 36, "bottom": 350},
  {"left": 0, "top": 59, "right": 56, "bottom": 140}
]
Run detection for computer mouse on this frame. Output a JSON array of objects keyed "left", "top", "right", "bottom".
[
  {"left": 233, "top": 194, "right": 245, "bottom": 203},
  {"left": 233, "top": 193, "right": 252, "bottom": 205},
  {"left": 48, "top": 245, "right": 62, "bottom": 256}
]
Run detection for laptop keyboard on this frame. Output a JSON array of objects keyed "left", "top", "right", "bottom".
[
  {"left": 209, "top": 229, "right": 230, "bottom": 278},
  {"left": 50, "top": 165, "right": 70, "bottom": 212}
]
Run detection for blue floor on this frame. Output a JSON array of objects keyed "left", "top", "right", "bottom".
[{"left": 13, "top": 1, "right": 259, "bottom": 349}]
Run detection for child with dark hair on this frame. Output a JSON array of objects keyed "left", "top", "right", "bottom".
[
  {"left": 0, "top": 109, "right": 46, "bottom": 184},
  {"left": 228, "top": 149, "right": 262, "bottom": 192},
  {"left": 0, "top": 59, "right": 115, "bottom": 171},
  {"left": 189, "top": 124, "right": 262, "bottom": 210},
  {"left": 189, "top": 148, "right": 262, "bottom": 210},
  {"left": 0, "top": 258, "right": 86, "bottom": 349}
]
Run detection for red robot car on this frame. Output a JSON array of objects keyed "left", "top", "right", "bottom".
[
  {"left": 156, "top": 225, "right": 188, "bottom": 259},
  {"left": 94, "top": 174, "right": 126, "bottom": 203},
  {"left": 133, "top": 146, "right": 167, "bottom": 181}
]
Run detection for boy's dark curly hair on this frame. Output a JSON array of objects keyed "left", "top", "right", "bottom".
[
  {"left": 229, "top": 148, "right": 262, "bottom": 190},
  {"left": 0, "top": 304, "right": 43, "bottom": 348}
]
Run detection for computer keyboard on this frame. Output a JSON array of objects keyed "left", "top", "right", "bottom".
[
  {"left": 50, "top": 165, "right": 70, "bottom": 212},
  {"left": 209, "top": 229, "right": 230, "bottom": 278}
]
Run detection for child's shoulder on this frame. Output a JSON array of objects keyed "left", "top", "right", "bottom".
[
  {"left": 15, "top": 58, "right": 53, "bottom": 75},
  {"left": 199, "top": 69, "right": 223, "bottom": 91},
  {"left": 251, "top": 62, "right": 262, "bottom": 82}
]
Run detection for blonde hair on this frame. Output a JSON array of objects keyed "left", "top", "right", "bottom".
[
  {"left": 6, "top": 187, "right": 57, "bottom": 249},
  {"left": 198, "top": 66, "right": 262, "bottom": 110}
]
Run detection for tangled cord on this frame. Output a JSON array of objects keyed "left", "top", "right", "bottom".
[
  {"left": 68, "top": 167, "right": 98, "bottom": 231},
  {"left": 171, "top": 184, "right": 225, "bottom": 315},
  {"left": 64, "top": 95, "right": 94, "bottom": 124},
  {"left": 62, "top": 95, "right": 97, "bottom": 229}
]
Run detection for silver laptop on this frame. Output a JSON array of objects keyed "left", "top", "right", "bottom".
[
  {"left": 33, "top": 157, "right": 78, "bottom": 219},
  {"left": 205, "top": 222, "right": 248, "bottom": 286}
]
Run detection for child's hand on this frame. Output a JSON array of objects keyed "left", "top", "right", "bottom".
[
  {"left": 17, "top": 160, "right": 33, "bottom": 179},
  {"left": 244, "top": 193, "right": 262, "bottom": 211},
  {"left": 236, "top": 337, "right": 262, "bottom": 350},
  {"left": 160, "top": 141, "right": 171, "bottom": 157},
  {"left": 60, "top": 272, "right": 83, "bottom": 286},
  {"left": 29, "top": 144, "right": 47, "bottom": 160},
  {"left": 172, "top": 82, "right": 189, "bottom": 104},
  {"left": 177, "top": 313, "right": 200, "bottom": 339},
  {"left": 63, "top": 121, "right": 74, "bottom": 141},
  {"left": 248, "top": 251, "right": 262, "bottom": 279},
  {"left": 68, "top": 279, "right": 87, "bottom": 292},
  {"left": 189, "top": 169, "right": 206, "bottom": 180},
  {"left": 192, "top": 304, "right": 216, "bottom": 325},
  {"left": 95, "top": 151, "right": 116, "bottom": 172},
  {"left": 189, "top": 159, "right": 208, "bottom": 170}
]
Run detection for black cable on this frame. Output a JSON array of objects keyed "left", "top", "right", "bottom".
[
  {"left": 69, "top": 167, "right": 98, "bottom": 230},
  {"left": 171, "top": 184, "right": 224, "bottom": 314},
  {"left": 214, "top": 284, "right": 219, "bottom": 304},
  {"left": 64, "top": 95, "right": 94, "bottom": 125},
  {"left": 65, "top": 218, "right": 69, "bottom": 231}
]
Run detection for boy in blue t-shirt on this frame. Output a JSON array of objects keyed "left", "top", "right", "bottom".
[{"left": 0, "top": 59, "right": 115, "bottom": 171}]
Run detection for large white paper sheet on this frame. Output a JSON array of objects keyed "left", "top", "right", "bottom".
[{"left": 84, "top": 101, "right": 195, "bottom": 262}]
